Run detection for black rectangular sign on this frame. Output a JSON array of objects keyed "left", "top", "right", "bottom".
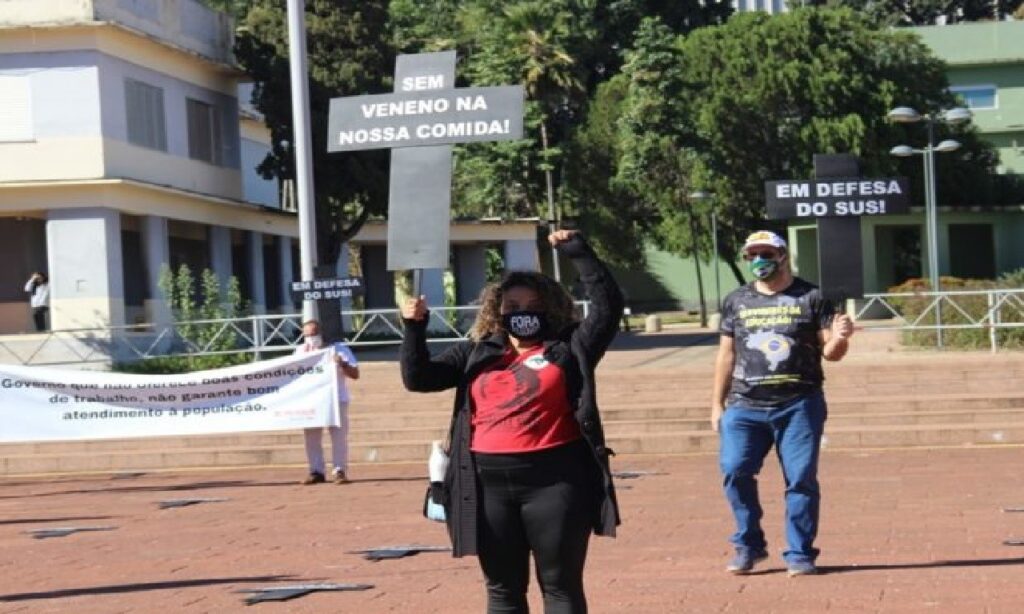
[
  {"left": 290, "top": 277, "right": 364, "bottom": 302},
  {"left": 764, "top": 177, "right": 910, "bottom": 220}
]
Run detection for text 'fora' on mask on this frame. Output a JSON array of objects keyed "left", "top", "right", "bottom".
[{"left": 502, "top": 311, "right": 548, "bottom": 340}]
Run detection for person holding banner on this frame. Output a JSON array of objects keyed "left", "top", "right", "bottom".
[
  {"left": 400, "top": 230, "right": 623, "bottom": 614},
  {"left": 711, "top": 230, "right": 854, "bottom": 577},
  {"left": 294, "top": 319, "right": 359, "bottom": 485}
]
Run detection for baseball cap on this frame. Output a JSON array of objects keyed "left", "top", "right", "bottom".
[{"left": 741, "top": 230, "right": 787, "bottom": 255}]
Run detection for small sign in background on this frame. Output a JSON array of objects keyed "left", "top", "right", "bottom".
[{"left": 290, "top": 278, "right": 364, "bottom": 303}]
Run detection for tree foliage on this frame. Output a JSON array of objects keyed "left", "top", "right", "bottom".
[
  {"left": 617, "top": 8, "right": 1001, "bottom": 281},
  {"left": 812, "top": 0, "right": 1024, "bottom": 25},
  {"left": 562, "top": 75, "right": 647, "bottom": 268},
  {"left": 234, "top": 0, "right": 393, "bottom": 266},
  {"left": 391, "top": 1, "right": 734, "bottom": 264},
  {"left": 390, "top": 0, "right": 463, "bottom": 53},
  {"left": 208, "top": 1, "right": 1015, "bottom": 285},
  {"left": 199, "top": 0, "right": 251, "bottom": 20},
  {"left": 120, "top": 265, "right": 249, "bottom": 373}
]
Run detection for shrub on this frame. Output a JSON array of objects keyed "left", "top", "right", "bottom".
[
  {"left": 114, "top": 265, "right": 250, "bottom": 373},
  {"left": 886, "top": 270, "right": 1024, "bottom": 350}
]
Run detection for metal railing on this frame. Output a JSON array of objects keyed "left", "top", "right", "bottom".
[
  {"left": 0, "top": 302, "right": 592, "bottom": 367},
  {"left": 853, "top": 288, "right": 1024, "bottom": 352}
]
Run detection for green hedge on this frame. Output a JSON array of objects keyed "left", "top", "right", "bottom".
[{"left": 887, "top": 270, "right": 1024, "bottom": 350}]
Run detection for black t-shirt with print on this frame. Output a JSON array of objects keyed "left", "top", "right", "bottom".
[{"left": 720, "top": 277, "right": 835, "bottom": 409}]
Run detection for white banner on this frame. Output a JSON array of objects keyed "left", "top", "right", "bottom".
[{"left": 0, "top": 351, "right": 339, "bottom": 443}]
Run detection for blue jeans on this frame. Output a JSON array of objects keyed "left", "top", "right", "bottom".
[{"left": 719, "top": 391, "right": 827, "bottom": 563}]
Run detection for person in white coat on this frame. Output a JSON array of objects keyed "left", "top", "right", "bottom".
[{"left": 294, "top": 319, "right": 359, "bottom": 484}]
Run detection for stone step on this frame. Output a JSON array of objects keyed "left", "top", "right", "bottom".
[
  {"left": 6, "top": 409, "right": 1024, "bottom": 473},
  {"left": 5, "top": 403, "right": 1024, "bottom": 458},
  {"left": 348, "top": 395, "right": 1024, "bottom": 423},
  {"left": 7, "top": 421, "right": 1024, "bottom": 475},
  {"left": 347, "top": 392, "right": 1024, "bottom": 417},
  {"left": 603, "top": 422, "right": 1024, "bottom": 455},
  {"left": 0, "top": 440, "right": 435, "bottom": 475},
  {"left": 351, "top": 369, "right": 1024, "bottom": 394},
  {"left": 348, "top": 376, "right": 1024, "bottom": 407},
  {"left": 351, "top": 361, "right": 1024, "bottom": 386},
  {"left": 7, "top": 353, "right": 1024, "bottom": 475}
]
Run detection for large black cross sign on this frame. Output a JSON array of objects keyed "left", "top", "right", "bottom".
[
  {"left": 327, "top": 51, "right": 525, "bottom": 271},
  {"left": 764, "top": 154, "right": 911, "bottom": 303}
]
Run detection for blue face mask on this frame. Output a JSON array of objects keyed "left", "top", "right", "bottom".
[{"left": 748, "top": 256, "right": 779, "bottom": 280}]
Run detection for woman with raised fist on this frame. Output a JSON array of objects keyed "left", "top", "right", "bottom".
[{"left": 400, "top": 230, "right": 623, "bottom": 614}]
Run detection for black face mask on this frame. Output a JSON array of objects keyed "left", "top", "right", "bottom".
[{"left": 502, "top": 311, "right": 548, "bottom": 341}]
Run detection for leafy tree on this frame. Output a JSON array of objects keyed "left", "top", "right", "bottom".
[
  {"left": 447, "top": 2, "right": 595, "bottom": 222},
  {"left": 234, "top": 0, "right": 393, "bottom": 268},
  {"left": 808, "top": 0, "right": 1024, "bottom": 25},
  {"left": 584, "top": 0, "right": 732, "bottom": 87},
  {"left": 389, "top": 0, "right": 463, "bottom": 52},
  {"left": 562, "top": 75, "right": 646, "bottom": 268},
  {"left": 618, "top": 9, "right": 1001, "bottom": 286},
  {"left": 616, "top": 17, "right": 714, "bottom": 276},
  {"left": 199, "top": 0, "right": 252, "bottom": 20},
  {"left": 388, "top": 2, "right": 735, "bottom": 269}
]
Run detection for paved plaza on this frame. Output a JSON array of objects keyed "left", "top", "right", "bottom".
[
  {"left": 3, "top": 332, "right": 1024, "bottom": 613},
  {"left": 2, "top": 445, "right": 1024, "bottom": 613}
]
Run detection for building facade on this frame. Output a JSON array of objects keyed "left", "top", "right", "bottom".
[
  {"left": 0, "top": 0, "right": 539, "bottom": 337},
  {"left": 731, "top": 0, "right": 788, "bottom": 14},
  {"left": 789, "top": 20, "right": 1024, "bottom": 293},
  {"left": 913, "top": 20, "right": 1024, "bottom": 176}
]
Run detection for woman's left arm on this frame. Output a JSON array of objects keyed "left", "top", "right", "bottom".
[{"left": 553, "top": 231, "right": 625, "bottom": 365}]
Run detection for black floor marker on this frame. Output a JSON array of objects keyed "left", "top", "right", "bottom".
[
  {"left": 613, "top": 470, "right": 667, "bottom": 480},
  {"left": 158, "top": 497, "right": 229, "bottom": 509},
  {"left": 348, "top": 545, "right": 451, "bottom": 561},
  {"left": 27, "top": 526, "right": 117, "bottom": 539},
  {"left": 237, "top": 583, "right": 373, "bottom": 605}
]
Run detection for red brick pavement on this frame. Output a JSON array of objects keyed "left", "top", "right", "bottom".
[{"left": 2, "top": 447, "right": 1024, "bottom": 613}]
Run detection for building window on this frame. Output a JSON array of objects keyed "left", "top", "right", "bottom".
[
  {"left": 125, "top": 78, "right": 167, "bottom": 151},
  {"left": 0, "top": 75, "right": 34, "bottom": 142},
  {"left": 950, "top": 85, "right": 997, "bottom": 110},
  {"left": 187, "top": 98, "right": 223, "bottom": 165}
]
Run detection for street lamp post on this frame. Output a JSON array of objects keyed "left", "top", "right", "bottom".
[
  {"left": 888, "top": 106, "right": 971, "bottom": 348},
  {"left": 690, "top": 191, "right": 722, "bottom": 311},
  {"left": 286, "top": 0, "right": 319, "bottom": 322},
  {"left": 683, "top": 200, "right": 708, "bottom": 328},
  {"left": 711, "top": 210, "right": 721, "bottom": 311}
]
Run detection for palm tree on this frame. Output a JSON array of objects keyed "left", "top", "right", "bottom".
[{"left": 502, "top": 2, "right": 584, "bottom": 281}]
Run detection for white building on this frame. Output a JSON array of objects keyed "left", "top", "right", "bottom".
[
  {"left": 0, "top": 0, "right": 539, "bottom": 338},
  {"left": 732, "top": 0, "right": 789, "bottom": 15}
]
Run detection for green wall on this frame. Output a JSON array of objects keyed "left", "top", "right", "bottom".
[
  {"left": 912, "top": 22, "right": 1024, "bottom": 175},
  {"left": 610, "top": 245, "right": 744, "bottom": 313},
  {"left": 788, "top": 209, "right": 1024, "bottom": 294}
]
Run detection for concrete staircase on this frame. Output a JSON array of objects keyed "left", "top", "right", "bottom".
[{"left": 3, "top": 350, "right": 1024, "bottom": 475}]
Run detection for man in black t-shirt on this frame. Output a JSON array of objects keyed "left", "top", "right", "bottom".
[{"left": 711, "top": 231, "right": 854, "bottom": 577}]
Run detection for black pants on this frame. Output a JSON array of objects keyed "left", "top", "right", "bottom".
[
  {"left": 32, "top": 307, "right": 48, "bottom": 332},
  {"left": 474, "top": 440, "right": 597, "bottom": 614}
]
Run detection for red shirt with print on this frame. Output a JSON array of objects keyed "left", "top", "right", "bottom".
[{"left": 470, "top": 346, "right": 581, "bottom": 453}]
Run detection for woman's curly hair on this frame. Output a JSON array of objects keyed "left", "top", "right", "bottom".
[{"left": 469, "top": 271, "right": 577, "bottom": 341}]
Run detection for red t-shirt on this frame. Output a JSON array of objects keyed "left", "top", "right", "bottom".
[{"left": 470, "top": 346, "right": 581, "bottom": 453}]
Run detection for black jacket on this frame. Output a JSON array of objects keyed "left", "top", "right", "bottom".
[{"left": 400, "top": 237, "right": 625, "bottom": 557}]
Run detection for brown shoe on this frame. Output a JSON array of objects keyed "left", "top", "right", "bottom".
[
  {"left": 301, "top": 472, "right": 326, "bottom": 485},
  {"left": 333, "top": 470, "right": 349, "bottom": 484}
]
